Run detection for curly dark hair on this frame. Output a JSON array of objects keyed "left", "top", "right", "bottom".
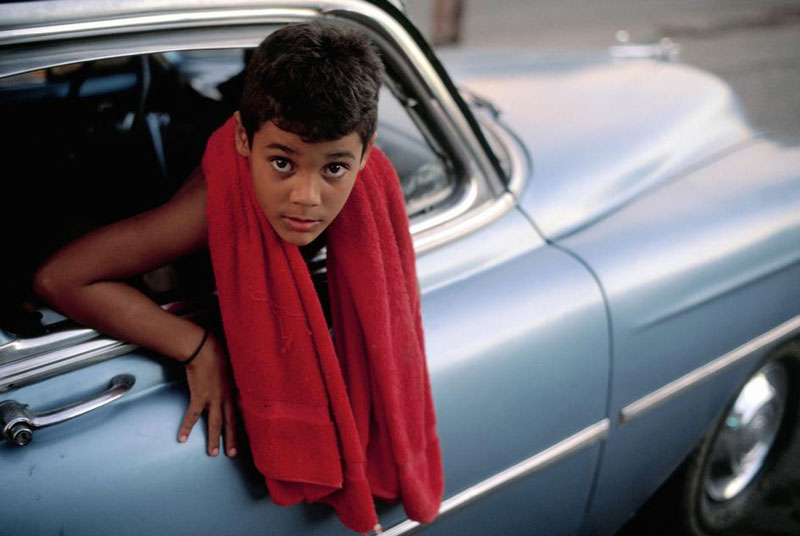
[{"left": 239, "top": 21, "right": 384, "bottom": 152}]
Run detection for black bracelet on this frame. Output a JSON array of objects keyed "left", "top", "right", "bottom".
[{"left": 183, "top": 328, "right": 209, "bottom": 365}]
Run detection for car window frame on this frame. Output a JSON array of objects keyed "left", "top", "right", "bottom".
[{"left": 0, "top": 0, "right": 519, "bottom": 391}]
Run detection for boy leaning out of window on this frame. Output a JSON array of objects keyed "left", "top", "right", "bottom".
[{"left": 34, "top": 21, "right": 444, "bottom": 535}]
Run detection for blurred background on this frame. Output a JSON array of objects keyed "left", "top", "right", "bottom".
[{"left": 404, "top": 0, "right": 800, "bottom": 147}]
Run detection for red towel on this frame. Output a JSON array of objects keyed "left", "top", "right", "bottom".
[{"left": 203, "top": 117, "right": 444, "bottom": 533}]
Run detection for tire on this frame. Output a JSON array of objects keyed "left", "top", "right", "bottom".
[{"left": 681, "top": 340, "right": 800, "bottom": 535}]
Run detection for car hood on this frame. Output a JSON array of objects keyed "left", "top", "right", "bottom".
[{"left": 438, "top": 49, "right": 757, "bottom": 239}]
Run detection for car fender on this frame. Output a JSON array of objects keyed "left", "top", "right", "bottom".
[
  {"left": 556, "top": 139, "right": 800, "bottom": 534},
  {"left": 439, "top": 48, "right": 758, "bottom": 240}
]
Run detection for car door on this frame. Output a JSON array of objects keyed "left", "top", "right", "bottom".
[{"left": 0, "top": 3, "right": 610, "bottom": 535}]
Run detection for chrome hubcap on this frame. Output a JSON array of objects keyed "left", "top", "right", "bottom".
[{"left": 703, "top": 362, "right": 788, "bottom": 502}]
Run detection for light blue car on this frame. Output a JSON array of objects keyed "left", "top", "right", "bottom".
[{"left": 1, "top": 1, "right": 799, "bottom": 535}]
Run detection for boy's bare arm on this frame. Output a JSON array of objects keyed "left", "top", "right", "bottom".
[
  {"left": 35, "top": 168, "right": 208, "bottom": 356},
  {"left": 34, "top": 167, "right": 238, "bottom": 458}
]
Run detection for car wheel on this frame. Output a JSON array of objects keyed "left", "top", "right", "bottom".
[{"left": 681, "top": 341, "right": 800, "bottom": 535}]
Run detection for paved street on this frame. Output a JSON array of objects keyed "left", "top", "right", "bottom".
[{"left": 403, "top": 1, "right": 800, "bottom": 533}]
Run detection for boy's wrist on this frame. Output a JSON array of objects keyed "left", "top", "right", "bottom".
[{"left": 181, "top": 328, "right": 209, "bottom": 365}]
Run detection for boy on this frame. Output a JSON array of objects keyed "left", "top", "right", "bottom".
[{"left": 35, "top": 20, "right": 442, "bottom": 534}]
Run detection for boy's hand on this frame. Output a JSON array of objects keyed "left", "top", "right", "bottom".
[{"left": 178, "top": 334, "right": 239, "bottom": 458}]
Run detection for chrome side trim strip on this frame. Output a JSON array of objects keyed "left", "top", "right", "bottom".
[
  {"left": 620, "top": 314, "right": 800, "bottom": 425},
  {"left": 0, "top": 338, "right": 136, "bottom": 393},
  {"left": 381, "top": 419, "right": 610, "bottom": 535},
  {"left": 0, "top": 327, "right": 98, "bottom": 365},
  {"left": 0, "top": 301, "right": 213, "bottom": 391}
]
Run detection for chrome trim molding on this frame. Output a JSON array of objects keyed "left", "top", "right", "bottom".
[
  {"left": 0, "top": 6, "right": 315, "bottom": 44},
  {"left": 0, "top": 338, "right": 136, "bottom": 393},
  {"left": 409, "top": 171, "right": 480, "bottom": 237},
  {"left": 620, "top": 314, "right": 800, "bottom": 425},
  {"left": 0, "top": 301, "right": 211, "bottom": 391},
  {"left": 413, "top": 192, "right": 516, "bottom": 254},
  {"left": 481, "top": 116, "right": 528, "bottom": 199},
  {"left": 507, "top": 137, "right": 528, "bottom": 201},
  {"left": 0, "top": 326, "right": 99, "bottom": 365},
  {"left": 381, "top": 419, "right": 610, "bottom": 535}
]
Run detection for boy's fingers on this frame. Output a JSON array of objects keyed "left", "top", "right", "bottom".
[
  {"left": 178, "top": 400, "right": 204, "bottom": 443},
  {"left": 223, "top": 398, "right": 238, "bottom": 457},
  {"left": 207, "top": 404, "right": 222, "bottom": 456}
]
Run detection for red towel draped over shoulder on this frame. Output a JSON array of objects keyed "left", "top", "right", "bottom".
[{"left": 203, "top": 117, "right": 444, "bottom": 533}]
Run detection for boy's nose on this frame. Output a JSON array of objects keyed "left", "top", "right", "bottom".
[{"left": 289, "top": 173, "right": 321, "bottom": 206}]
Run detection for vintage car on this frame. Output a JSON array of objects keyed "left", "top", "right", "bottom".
[{"left": 1, "top": 1, "right": 799, "bottom": 535}]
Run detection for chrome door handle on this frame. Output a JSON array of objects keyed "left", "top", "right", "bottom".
[{"left": 0, "top": 374, "right": 135, "bottom": 446}]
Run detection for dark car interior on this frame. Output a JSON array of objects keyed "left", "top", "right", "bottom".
[{"left": 0, "top": 49, "right": 452, "bottom": 339}]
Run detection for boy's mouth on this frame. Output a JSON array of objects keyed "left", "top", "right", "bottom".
[{"left": 282, "top": 215, "right": 322, "bottom": 233}]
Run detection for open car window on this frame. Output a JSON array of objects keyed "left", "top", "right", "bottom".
[{"left": 0, "top": 47, "right": 456, "bottom": 342}]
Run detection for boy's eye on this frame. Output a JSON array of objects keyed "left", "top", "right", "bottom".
[
  {"left": 323, "top": 163, "right": 349, "bottom": 178},
  {"left": 270, "top": 158, "right": 293, "bottom": 173}
]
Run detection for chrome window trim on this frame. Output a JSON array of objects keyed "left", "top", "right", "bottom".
[
  {"left": 619, "top": 314, "right": 800, "bottom": 426},
  {"left": 0, "top": 3, "right": 503, "bottom": 185},
  {"left": 385, "top": 0, "right": 407, "bottom": 14},
  {"left": 0, "top": 1, "right": 515, "bottom": 385},
  {"left": 0, "top": 7, "right": 316, "bottom": 44},
  {"left": 413, "top": 192, "right": 516, "bottom": 253},
  {"left": 0, "top": 1, "right": 505, "bottom": 224},
  {"left": 474, "top": 113, "right": 529, "bottom": 200},
  {"left": 382, "top": 419, "right": 610, "bottom": 535},
  {"left": 0, "top": 2, "right": 401, "bottom": 42}
]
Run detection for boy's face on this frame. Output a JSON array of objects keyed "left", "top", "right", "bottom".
[{"left": 234, "top": 112, "right": 373, "bottom": 246}]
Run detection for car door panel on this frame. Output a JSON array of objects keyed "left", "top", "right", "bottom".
[
  {"left": 2, "top": 206, "right": 609, "bottom": 535},
  {"left": 415, "top": 446, "right": 600, "bottom": 536},
  {"left": 414, "top": 206, "right": 610, "bottom": 534},
  {"left": 1, "top": 354, "right": 371, "bottom": 536}
]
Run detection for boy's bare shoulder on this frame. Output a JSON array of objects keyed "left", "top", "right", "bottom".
[
  {"left": 173, "top": 164, "right": 206, "bottom": 199},
  {"left": 116, "top": 165, "right": 209, "bottom": 269},
  {"left": 37, "top": 167, "right": 208, "bottom": 287}
]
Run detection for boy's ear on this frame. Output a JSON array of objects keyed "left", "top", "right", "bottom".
[
  {"left": 233, "top": 111, "right": 251, "bottom": 157},
  {"left": 359, "top": 133, "right": 378, "bottom": 171}
]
